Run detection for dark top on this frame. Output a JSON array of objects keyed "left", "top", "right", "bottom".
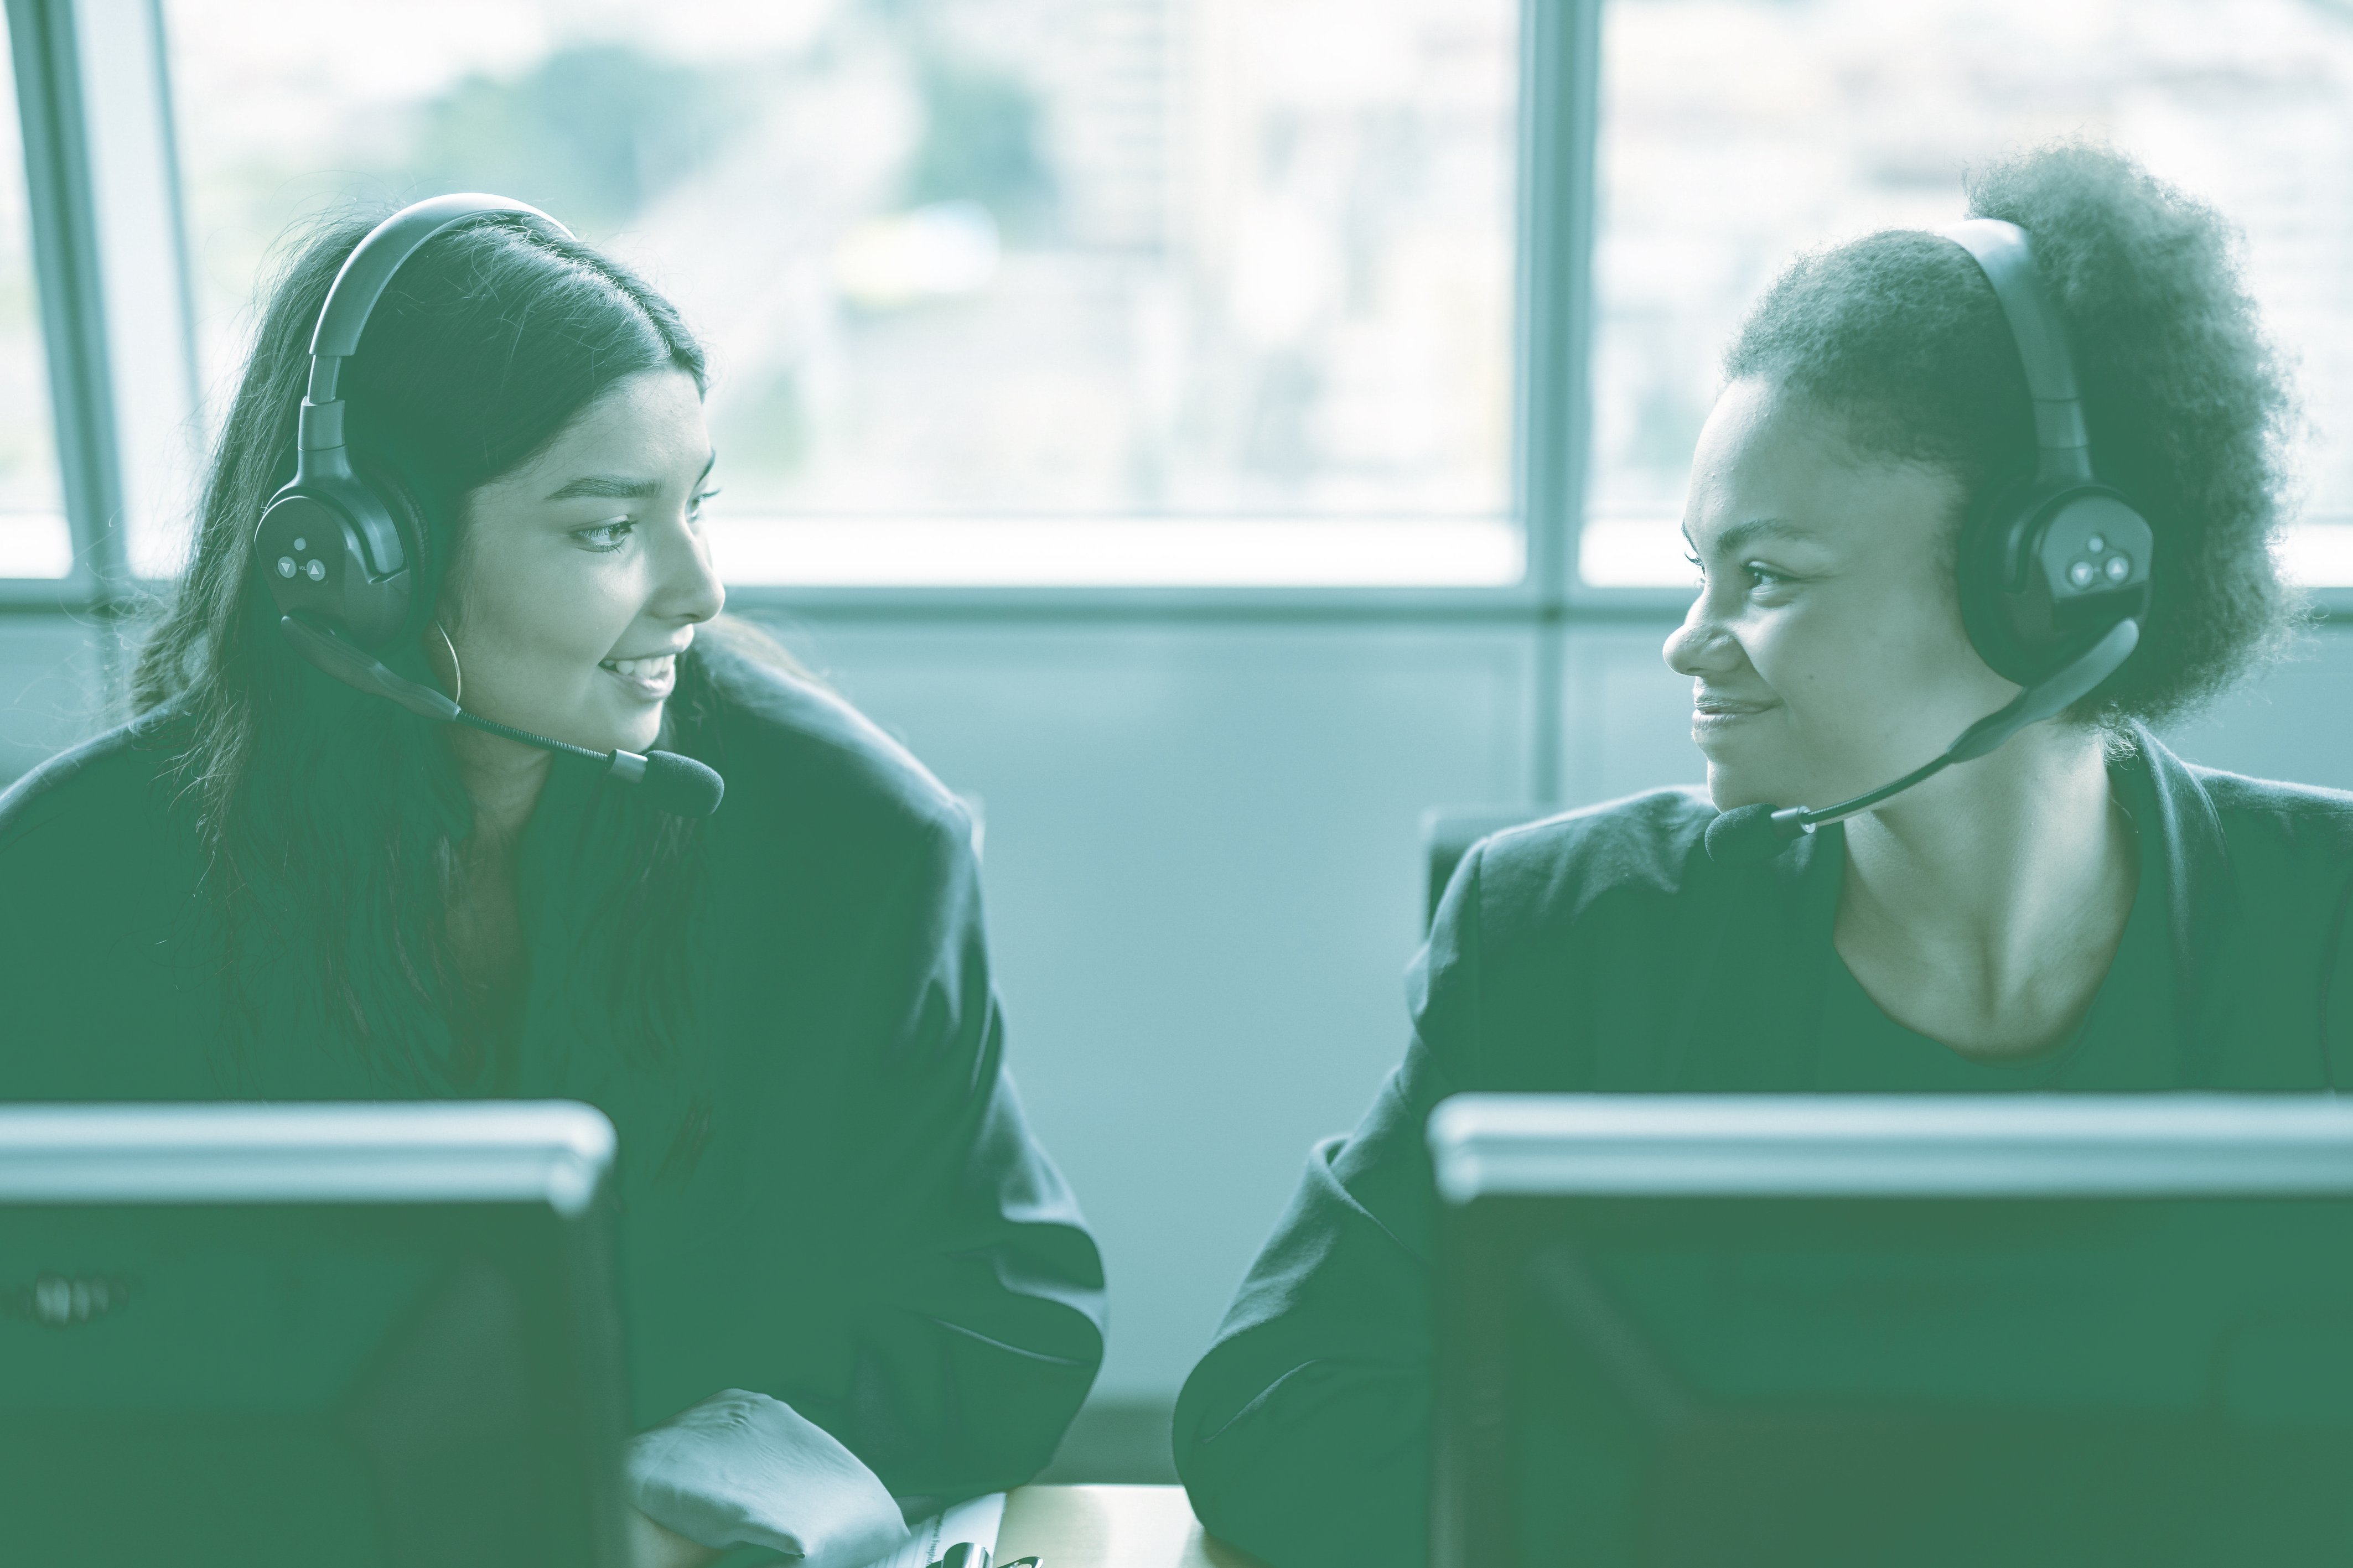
[
  {"left": 0, "top": 651, "right": 1106, "bottom": 1512},
  {"left": 1174, "top": 728, "right": 2353, "bottom": 1568}
]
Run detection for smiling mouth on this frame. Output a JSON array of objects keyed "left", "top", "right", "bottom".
[{"left": 598, "top": 653, "right": 678, "bottom": 701}]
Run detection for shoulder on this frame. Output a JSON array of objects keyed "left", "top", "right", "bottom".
[
  {"left": 692, "top": 635, "right": 973, "bottom": 872},
  {"left": 2189, "top": 765, "right": 2353, "bottom": 845},
  {"left": 2182, "top": 761, "right": 2353, "bottom": 927},
  {"left": 1434, "top": 786, "right": 1740, "bottom": 1015},
  {"left": 2138, "top": 730, "right": 2353, "bottom": 888},
  {"left": 0, "top": 704, "right": 193, "bottom": 866},
  {"left": 1416, "top": 788, "right": 1788, "bottom": 1091},
  {"left": 1458, "top": 786, "right": 1721, "bottom": 942}
]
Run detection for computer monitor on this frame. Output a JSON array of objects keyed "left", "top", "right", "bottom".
[
  {"left": 1429, "top": 1094, "right": 2353, "bottom": 1568},
  {"left": 0, "top": 1101, "right": 630, "bottom": 1568}
]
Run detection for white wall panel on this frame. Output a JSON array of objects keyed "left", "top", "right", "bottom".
[
  {"left": 1559, "top": 621, "right": 1704, "bottom": 807},
  {"left": 2159, "top": 627, "right": 2353, "bottom": 789},
  {"left": 0, "top": 615, "right": 110, "bottom": 784},
  {"left": 759, "top": 617, "right": 1536, "bottom": 1398}
]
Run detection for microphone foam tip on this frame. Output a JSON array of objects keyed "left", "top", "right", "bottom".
[
  {"left": 640, "top": 750, "right": 725, "bottom": 818},
  {"left": 1702, "top": 802, "right": 1784, "bottom": 866}
]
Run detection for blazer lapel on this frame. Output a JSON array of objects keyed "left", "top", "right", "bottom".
[{"left": 2123, "top": 725, "right": 2233, "bottom": 1084}]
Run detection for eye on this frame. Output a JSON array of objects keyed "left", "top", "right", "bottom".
[
  {"left": 572, "top": 520, "right": 635, "bottom": 553},
  {"left": 687, "top": 486, "right": 720, "bottom": 525},
  {"left": 1741, "top": 561, "right": 1791, "bottom": 591}
]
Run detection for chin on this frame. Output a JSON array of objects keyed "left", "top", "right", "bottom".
[
  {"left": 557, "top": 705, "right": 661, "bottom": 758},
  {"left": 1704, "top": 766, "right": 1758, "bottom": 812},
  {"left": 614, "top": 711, "right": 664, "bottom": 754},
  {"left": 1701, "top": 755, "right": 1800, "bottom": 813}
]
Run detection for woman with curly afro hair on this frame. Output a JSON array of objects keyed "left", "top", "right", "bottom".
[{"left": 1175, "top": 144, "right": 2352, "bottom": 1568}]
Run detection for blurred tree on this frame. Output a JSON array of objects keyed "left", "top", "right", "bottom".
[
  {"left": 899, "top": 54, "right": 1058, "bottom": 238},
  {"left": 708, "top": 372, "right": 815, "bottom": 491},
  {"left": 859, "top": 0, "right": 1058, "bottom": 236},
  {"left": 403, "top": 44, "right": 744, "bottom": 235}
]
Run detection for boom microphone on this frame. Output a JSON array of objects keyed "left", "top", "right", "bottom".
[
  {"left": 1702, "top": 617, "right": 2138, "bottom": 866},
  {"left": 280, "top": 614, "right": 725, "bottom": 818}
]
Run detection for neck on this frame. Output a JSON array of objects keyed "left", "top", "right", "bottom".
[
  {"left": 1833, "top": 723, "right": 2137, "bottom": 1039},
  {"left": 447, "top": 723, "right": 554, "bottom": 845}
]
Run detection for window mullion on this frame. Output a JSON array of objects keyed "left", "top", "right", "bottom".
[
  {"left": 1515, "top": 0, "right": 1603, "bottom": 802},
  {"left": 6, "top": 0, "right": 121, "bottom": 605},
  {"left": 1514, "top": 0, "right": 1603, "bottom": 610}
]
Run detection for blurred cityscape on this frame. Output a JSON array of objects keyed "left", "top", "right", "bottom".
[
  {"left": 1587, "top": 0, "right": 2353, "bottom": 582},
  {"left": 164, "top": 0, "right": 1519, "bottom": 560},
  {"left": 3, "top": 1, "right": 2352, "bottom": 584},
  {"left": 0, "top": 46, "right": 63, "bottom": 576}
]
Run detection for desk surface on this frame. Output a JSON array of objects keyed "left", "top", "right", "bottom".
[{"left": 997, "top": 1486, "right": 1268, "bottom": 1568}]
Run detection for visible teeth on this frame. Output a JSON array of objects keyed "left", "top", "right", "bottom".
[{"left": 600, "top": 655, "right": 675, "bottom": 679}]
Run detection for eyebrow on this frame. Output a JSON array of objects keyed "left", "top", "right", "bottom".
[
  {"left": 1682, "top": 517, "right": 1821, "bottom": 556},
  {"left": 544, "top": 450, "right": 717, "bottom": 503}
]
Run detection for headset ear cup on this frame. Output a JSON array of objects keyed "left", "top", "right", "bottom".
[
  {"left": 350, "top": 455, "right": 438, "bottom": 644},
  {"left": 1959, "top": 477, "right": 2156, "bottom": 694},
  {"left": 1957, "top": 479, "right": 2046, "bottom": 687}
]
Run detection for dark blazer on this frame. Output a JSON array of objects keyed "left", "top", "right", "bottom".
[
  {"left": 1174, "top": 728, "right": 2353, "bottom": 1568},
  {"left": 0, "top": 650, "right": 1106, "bottom": 1512}
]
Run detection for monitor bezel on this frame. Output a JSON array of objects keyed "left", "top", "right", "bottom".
[
  {"left": 1429, "top": 1093, "right": 2353, "bottom": 1202},
  {"left": 0, "top": 1100, "right": 615, "bottom": 1214}
]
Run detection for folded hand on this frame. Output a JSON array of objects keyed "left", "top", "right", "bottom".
[{"left": 628, "top": 1388, "right": 913, "bottom": 1568}]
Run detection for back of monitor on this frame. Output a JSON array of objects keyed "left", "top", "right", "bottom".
[
  {"left": 0, "top": 1102, "right": 629, "bottom": 1568},
  {"left": 1429, "top": 1095, "right": 2353, "bottom": 1568}
]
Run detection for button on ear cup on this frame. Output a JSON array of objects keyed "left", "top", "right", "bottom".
[
  {"left": 1959, "top": 478, "right": 2153, "bottom": 688},
  {"left": 254, "top": 484, "right": 414, "bottom": 650}
]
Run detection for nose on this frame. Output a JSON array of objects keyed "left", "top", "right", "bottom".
[
  {"left": 1662, "top": 590, "right": 1741, "bottom": 679},
  {"left": 651, "top": 503, "right": 725, "bottom": 627}
]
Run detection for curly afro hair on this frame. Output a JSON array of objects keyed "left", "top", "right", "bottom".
[{"left": 1722, "top": 143, "right": 2299, "bottom": 728}]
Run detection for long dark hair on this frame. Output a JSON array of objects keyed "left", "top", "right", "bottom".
[{"left": 137, "top": 204, "right": 743, "bottom": 1141}]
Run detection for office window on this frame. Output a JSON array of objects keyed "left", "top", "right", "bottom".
[
  {"left": 164, "top": 0, "right": 1518, "bottom": 587},
  {"left": 1585, "top": 0, "right": 2353, "bottom": 588},
  {"left": 0, "top": 20, "right": 70, "bottom": 581}
]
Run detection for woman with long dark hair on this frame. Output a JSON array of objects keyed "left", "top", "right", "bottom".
[{"left": 0, "top": 202, "right": 1104, "bottom": 1564}]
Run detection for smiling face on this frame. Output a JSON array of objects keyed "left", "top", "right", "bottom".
[
  {"left": 1663, "top": 376, "right": 2019, "bottom": 811},
  {"left": 435, "top": 368, "right": 724, "bottom": 756}
]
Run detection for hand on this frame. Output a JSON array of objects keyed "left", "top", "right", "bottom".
[
  {"left": 630, "top": 1508, "right": 721, "bottom": 1568},
  {"left": 627, "top": 1388, "right": 913, "bottom": 1568}
]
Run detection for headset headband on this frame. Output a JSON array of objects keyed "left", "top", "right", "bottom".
[
  {"left": 294, "top": 193, "right": 573, "bottom": 465},
  {"left": 1941, "top": 219, "right": 2091, "bottom": 485}
]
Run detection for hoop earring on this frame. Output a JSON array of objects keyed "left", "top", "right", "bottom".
[{"left": 429, "top": 621, "right": 463, "bottom": 708}]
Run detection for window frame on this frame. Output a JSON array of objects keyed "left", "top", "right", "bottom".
[
  {"left": 1560, "top": 1, "right": 2353, "bottom": 620},
  {"left": 2, "top": 0, "right": 199, "bottom": 615},
  {"left": 127, "top": 0, "right": 1587, "bottom": 616},
  {"left": 706, "top": 0, "right": 1594, "bottom": 617},
  {"left": 12, "top": 0, "right": 2347, "bottom": 622},
  {"left": 2, "top": 0, "right": 107, "bottom": 608}
]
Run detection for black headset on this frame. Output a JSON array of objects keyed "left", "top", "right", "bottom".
[
  {"left": 250, "top": 193, "right": 724, "bottom": 818},
  {"left": 1706, "top": 217, "right": 2154, "bottom": 862},
  {"left": 255, "top": 193, "right": 561, "bottom": 650},
  {"left": 1946, "top": 217, "right": 2153, "bottom": 691}
]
